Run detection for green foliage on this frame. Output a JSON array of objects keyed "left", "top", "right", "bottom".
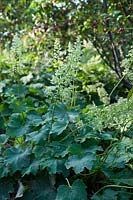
[
  {"left": 7, "top": 113, "right": 29, "bottom": 137},
  {"left": 0, "top": 179, "right": 14, "bottom": 200},
  {"left": 0, "top": 83, "right": 132, "bottom": 199},
  {"left": 83, "top": 97, "right": 133, "bottom": 133},
  {"left": 122, "top": 47, "right": 133, "bottom": 84},
  {"left": 105, "top": 136, "right": 133, "bottom": 168},
  {"left": 92, "top": 188, "right": 120, "bottom": 200},
  {"left": 56, "top": 179, "right": 87, "bottom": 200},
  {"left": 5, "top": 147, "right": 31, "bottom": 173},
  {"left": 46, "top": 38, "right": 81, "bottom": 106},
  {"left": 1, "top": 0, "right": 132, "bottom": 88},
  {"left": 0, "top": 21, "right": 133, "bottom": 200}
]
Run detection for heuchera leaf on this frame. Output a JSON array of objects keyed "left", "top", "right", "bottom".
[
  {"left": 110, "top": 169, "right": 133, "bottom": 186},
  {"left": 0, "top": 134, "right": 8, "bottom": 145},
  {"left": 46, "top": 141, "right": 68, "bottom": 158},
  {"left": 56, "top": 179, "right": 87, "bottom": 200},
  {"left": 5, "top": 147, "right": 31, "bottom": 173},
  {"left": 91, "top": 189, "right": 118, "bottom": 200},
  {"left": 27, "top": 111, "right": 43, "bottom": 126},
  {"left": 65, "top": 152, "right": 97, "bottom": 173},
  {"left": 0, "top": 179, "right": 14, "bottom": 200},
  {"left": 67, "top": 109, "right": 79, "bottom": 122},
  {"left": 19, "top": 191, "right": 34, "bottom": 200},
  {"left": 117, "top": 191, "right": 132, "bottom": 200},
  {"left": 26, "top": 124, "right": 50, "bottom": 144},
  {"left": 40, "top": 157, "right": 68, "bottom": 175},
  {"left": 6, "top": 113, "right": 29, "bottom": 138},
  {"left": 51, "top": 103, "right": 68, "bottom": 120},
  {"left": 50, "top": 119, "right": 68, "bottom": 135},
  {"left": 22, "top": 160, "right": 40, "bottom": 176},
  {"left": 67, "top": 143, "right": 82, "bottom": 155},
  {"left": 106, "top": 137, "right": 133, "bottom": 168},
  {"left": 5, "top": 84, "right": 28, "bottom": 98},
  {"left": 0, "top": 157, "right": 9, "bottom": 178},
  {"left": 9, "top": 100, "right": 27, "bottom": 112},
  {"left": 40, "top": 158, "right": 58, "bottom": 174},
  {"left": 28, "top": 175, "right": 56, "bottom": 200}
]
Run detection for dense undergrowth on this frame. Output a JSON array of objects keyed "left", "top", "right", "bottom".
[{"left": 0, "top": 36, "right": 133, "bottom": 200}]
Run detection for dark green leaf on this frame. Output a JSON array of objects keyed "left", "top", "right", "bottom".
[
  {"left": 0, "top": 134, "right": 8, "bottom": 145},
  {"left": 22, "top": 160, "right": 40, "bottom": 176},
  {"left": 106, "top": 137, "right": 133, "bottom": 168},
  {"left": 5, "top": 147, "right": 31, "bottom": 173},
  {"left": 27, "top": 111, "right": 43, "bottom": 126},
  {"left": 28, "top": 175, "right": 56, "bottom": 200},
  {"left": 50, "top": 119, "right": 68, "bottom": 135},
  {"left": 26, "top": 125, "right": 49, "bottom": 144},
  {"left": 9, "top": 100, "right": 27, "bottom": 112},
  {"left": 67, "top": 143, "right": 82, "bottom": 155},
  {"left": 65, "top": 152, "right": 97, "bottom": 173},
  {"left": 6, "top": 113, "right": 29, "bottom": 138},
  {"left": 40, "top": 158, "right": 58, "bottom": 174},
  {"left": 56, "top": 179, "right": 87, "bottom": 200},
  {"left": 91, "top": 189, "right": 118, "bottom": 200},
  {"left": 5, "top": 84, "right": 28, "bottom": 98},
  {"left": 0, "top": 157, "right": 9, "bottom": 178},
  {"left": 0, "top": 179, "right": 14, "bottom": 200}
]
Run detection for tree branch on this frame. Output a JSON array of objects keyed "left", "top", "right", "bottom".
[{"left": 102, "top": 0, "right": 132, "bottom": 89}]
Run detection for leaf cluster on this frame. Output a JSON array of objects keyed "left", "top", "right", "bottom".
[{"left": 0, "top": 36, "right": 133, "bottom": 200}]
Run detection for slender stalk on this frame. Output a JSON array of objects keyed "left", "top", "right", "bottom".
[
  {"left": 109, "top": 74, "right": 126, "bottom": 98},
  {"left": 93, "top": 184, "right": 133, "bottom": 197},
  {"left": 66, "top": 178, "right": 71, "bottom": 188}
]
